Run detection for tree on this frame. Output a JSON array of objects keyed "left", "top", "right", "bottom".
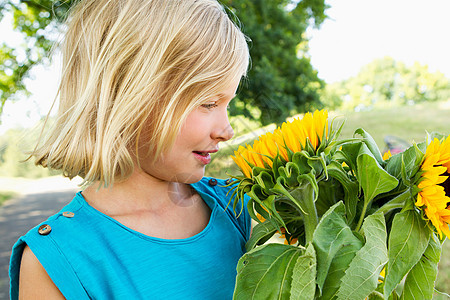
[
  {"left": 322, "top": 57, "right": 450, "bottom": 111},
  {"left": 0, "top": 127, "right": 57, "bottom": 177},
  {"left": 221, "top": 0, "right": 327, "bottom": 125},
  {"left": 0, "top": 0, "right": 328, "bottom": 125},
  {"left": 0, "top": 0, "right": 72, "bottom": 116}
]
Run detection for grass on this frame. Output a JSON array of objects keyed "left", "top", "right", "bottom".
[
  {"left": 206, "top": 101, "right": 450, "bottom": 296},
  {"left": 435, "top": 238, "right": 450, "bottom": 298},
  {"left": 335, "top": 101, "right": 450, "bottom": 148},
  {"left": 0, "top": 191, "right": 16, "bottom": 207}
]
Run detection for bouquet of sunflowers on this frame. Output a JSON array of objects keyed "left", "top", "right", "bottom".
[{"left": 229, "top": 110, "right": 449, "bottom": 299}]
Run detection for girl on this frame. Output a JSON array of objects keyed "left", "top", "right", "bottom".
[{"left": 9, "top": 0, "right": 250, "bottom": 298}]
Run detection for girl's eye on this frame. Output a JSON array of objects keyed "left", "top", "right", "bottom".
[{"left": 201, "top": 103, "right": 218, "bottom": 109}]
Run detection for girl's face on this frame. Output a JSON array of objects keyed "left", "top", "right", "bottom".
[{"left": 139, "top": 77, "right": 241, "bottom": 184}]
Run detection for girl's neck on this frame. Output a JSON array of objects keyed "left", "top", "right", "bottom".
[
  {"left": 81, "top": 169, "right": 197, "bottom": 216},
  {"left": 80, "top": 169, "right": 211, "bottom": 239}
]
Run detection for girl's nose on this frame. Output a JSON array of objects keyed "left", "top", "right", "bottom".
[
  {"left": 212, "top": 116, "right": 234, "bottom": 142},
  {"left": 221, "top": 123, "right": 235, "bottom": 141}
]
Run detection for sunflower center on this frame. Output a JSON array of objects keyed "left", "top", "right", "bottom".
[
  {"left": 442, "top": 171, "right": 450, "bottom": 195},
  {"left": 441, "top": 171, "right": 450, "bottom": 208}
]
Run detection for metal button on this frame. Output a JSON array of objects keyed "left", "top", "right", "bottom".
[
  {"left": 225, "top": 178, "right": 232, "bottom": 185},
  {"left": 62, "top": 211, "right": 75, "bottom": 218},
  {"left": 208, "top": 178, "right": 218, "bottom": 186},
  {"left": 38, "top": 224, "right": 52, "bottom": 235}
]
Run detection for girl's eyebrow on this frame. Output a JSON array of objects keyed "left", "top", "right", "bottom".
[{"left": 218, "top": 93, "right": 236, "bottom": 99}]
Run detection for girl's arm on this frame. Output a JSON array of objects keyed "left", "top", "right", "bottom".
[{"left": 19, "top": 245, "right": 66, "bottom": 300}]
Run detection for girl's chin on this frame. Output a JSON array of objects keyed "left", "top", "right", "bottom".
[
  {"left": 185, "top": 170, "right": 205, "bottom": 184},
  {"left": 166, "top": 169, "right": 205, "bottom": 184}
]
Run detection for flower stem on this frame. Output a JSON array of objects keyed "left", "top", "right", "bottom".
[
  {"left": 359, "top": 189, "right": 411, "bottom": 230},
  {"left": 355, "top": 203, "right": 367, "bottom": 232},
  {"left": 290, "top": 183, "right": 318, "bottom": 244},
  {"left": 374, "top": 203, "right": 404, "bottom": 215}
]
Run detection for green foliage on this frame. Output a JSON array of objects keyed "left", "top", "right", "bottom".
[
  {"left": 318, "top": 234, "right": 363, "bottom": 299},
  {"left": 336, "top": 213, "right": 388, "bottom": 300},
  {"left": 229, "top": 109, "right": 450, "bottom": 298},
  {"left": 384, "top": 210, "right": 431, "bottom": 297},
  {"left": 319, "top": 82, "right": 345, "bottom": 111},
  {"left": 400, "top": 236, "right": 441, "bottom": 299},
  {"left": 354, "top": 143, "right": 398, "bottom": 230},
  {"left": 1, "top": 0, "right": 328, "bottom": 124},
  {"left": 0, "top": 127, "right": 58, "bottom": 178},
  {"left": 290, "top": 242, "right": 317, "bottom": 299},
  {"left": 207, "top": 104, "right": 450, "bottom": 296},
  {"left": 234, "top": 243, "right": 303, "bottom": 300},
  {"left": 244, "top": 219, "right": 279, "bottom": 250},
  {"left": 221, "top": 0, "right": 328, "bottom": 125},
  {"left": 0, "top": 191, "right": 16, "bottom": 206},
  {"left": 0, "top": 43, "right": 30, "bottom": 114},
  {"left": 322, "top": 57, "right": 450, "bottom": 111},
  {"left": 312, "top": 202, "right": 363, "bottom": 295},
  {"left": 0, "top": 0, "right": 74, "bottom": 116},
  {"left": 325, "top": 161, "right": 359, "bottom": 224}
]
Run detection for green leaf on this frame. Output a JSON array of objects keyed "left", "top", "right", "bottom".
[
  {"left": 233, "top": 244, "right": 303, "bottom": 300},
  {"left": 400, "top": 235, "right": 441, "bottom": 300},
  {"left": 357, "top": 144, "right": 399, "bottom": 205},
  {"left": 368, "top": 291, "right": 385, "bottom": 299},
  {"left": 252, "top": 166, "right": 272, "bottom": 177},
  {"left": 297, "top": 173, "right": 319, "bottom": 202},
  {"left": 264, "top": 195, "right": 288, "bottom": 229},
  {"left": 246, "top": 198, "right": 261, "bottom": 223},
  {"left": 318, "top": 238, "right": 364, "bottom": 299},
  {"left": 327, "top": 161, "right": 360, "bottom": 224},
  {"left": 290, "top": 181, "right": 319, "bottom": 243},
  {"left": 333, "top": 142, "right": 363, "bottom": 173},
  {"left": 312, "top": 202, "right": 363, "bottom": 294},
  {"left": 384, "top": 151, "right": 403, "bottom": 180},
  {"left": 384, "top": 210, "right": 431, "bottom": 297},
  {"left": 247, "top": 185, "right": 286, "bottom": 229},
  {"left": 245, "top": 220, "right": 278, "bottom": 251},
  {"left": 354, "top": 128, "right": 384, "bottom": 166},
  {"left": 272, "top": 153, "right": 285, "bottom": 179},
  {"left": 292, "top": 151, "right": 313, "bottom": 174},
  {"left": 315, "top": 178, "right": 342, "bottom": 217},
  {"left": 290, "top": 243, "right": 317, "bottom": 300},
  {"left": 374, "top": 189, "right": 411, "bottom": 215},
  {"left": 385, "top": 143, "right": 425, "bottom": 183},
  {"left": 270, "top": 178, "right": 307, "bottom": 215},
  {"left": 278, "top": 162, "right": 300, "bottom": 188},
  {"left": 388, "top": 291, "right": 400, "bottom": 300},
  {"left": 337, "top": 212, "right": 388, "bottom": 300},
  {"left": 254, "top": 170, "right": 276, "bottom": 191}
]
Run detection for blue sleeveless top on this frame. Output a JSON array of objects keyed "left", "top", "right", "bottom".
[{"left": 9, "top": 177, "right": 251, "bottom": 299}]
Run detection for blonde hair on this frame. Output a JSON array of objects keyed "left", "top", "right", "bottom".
[{"left": 32, "top": 0, "right": 249, "bottom": 187}]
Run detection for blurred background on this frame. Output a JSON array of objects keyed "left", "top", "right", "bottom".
[{"left": 0, "top": 0, "right": 449, "bottom": 298}]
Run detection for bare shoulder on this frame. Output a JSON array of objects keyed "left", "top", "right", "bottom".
[{"left": 19, "top": 245, "right": 65, "bottom": 299}]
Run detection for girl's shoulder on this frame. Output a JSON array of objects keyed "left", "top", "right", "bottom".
[
  {"left": 192, "top": 176, "right": 242, "bottom": 209},
  {"left": 192, "top": 176, "right": 251, "bottom": 238},
  {"left": 9, "top": 192, "right": 90, "bottom": 299},
  {"left": 16, "top": 192, "right": 86, "bottom": 244}
]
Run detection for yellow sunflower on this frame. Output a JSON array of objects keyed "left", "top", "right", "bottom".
[
  {"left": 231, "top": 110, "right": 329, "bottom": 178},
  {"left": 415, "top": 135, "right": 450, "bottom": 238},
  {"left": 382, "top": 150, "right": 392, "bottom": 160}
]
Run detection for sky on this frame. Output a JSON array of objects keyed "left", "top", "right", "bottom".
[
  {"left": 1, "top": 0, "right": 450, "bottom": 133},
  {"left": 307, "top": 0, "right": 450, "bottom": 83}
]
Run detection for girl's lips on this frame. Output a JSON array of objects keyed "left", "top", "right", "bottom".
[{"left": 193, "top": 152, "right": 212, "bottom": 165}]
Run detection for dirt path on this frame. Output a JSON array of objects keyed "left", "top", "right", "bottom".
[{"left": 0, "top": 177, "right": 80, "bottom": 299}]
